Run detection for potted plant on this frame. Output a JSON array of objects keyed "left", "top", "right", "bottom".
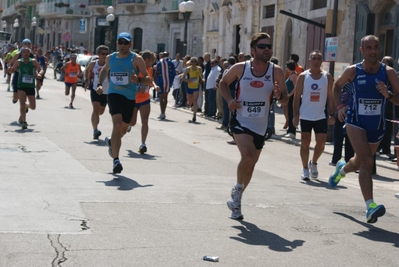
[{"left": 66, "top": 8, "right": 73, "bottom": 14}]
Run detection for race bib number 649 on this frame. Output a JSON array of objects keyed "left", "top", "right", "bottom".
[{"left": 242, "top": 101, "right": 266, "bottom": 118}]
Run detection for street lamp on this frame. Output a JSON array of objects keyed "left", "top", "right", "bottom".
[
  {"left": 106, "top": 6, "right": 115, "bottom": 51},
  {"left": 13, "top": 19, "right": 19, "bottom": 43},
  {"left": 31, "top": 17, "right": 37, "bottom": 46},
  {"left": 179, "top": 0, "right": 195, "bottom": 56}
]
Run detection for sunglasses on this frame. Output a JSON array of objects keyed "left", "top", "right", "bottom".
[
  {"left": 100, "top": 53, "right": 108, "bottom": 55},
  {"left": 256, "top": 44, "right": 272, "bottom": 50},
  {"left": 118, "top": 40, "right": 130, "bottom": 45}
]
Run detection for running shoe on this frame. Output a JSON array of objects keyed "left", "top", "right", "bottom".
[
  {"left": 104, "top": 136, "right": 113, "bottom": 158},
  {"left": 7, "top": 85, "right": 10, "bottom": 91},
  {"left": 366, "top": 203, "right": 386, "bottom": 223},
  {"left": 93, "top": 130, "right": 102, "bottom": 140},
  {"left": 301, "top": 168, "right": 310, "bottom": 181},
  {"left": 36, "top": 95, "right": 41, "bottom": 99},
  {"left": 395, "top": 193, "right": 399, "bottom": 199},
  {"left": 22, "top": 122, "right": 28, "bottom": 130},
  {"left": 308, "top": 160, "right": 318, "bottom": 179},
  {"left": 284, "top": 133, "right": 296, "bottom": 139},
  {"left": 226, "top": 186, "right": 244, "bottom": 220},
  {"left": 192, "top": 115, "right": 196, "bottom": 122},
  {"left": 18, "top": 117, "right": 23, "bottom": 124},
  {"left": 329, "top": 159, "right": 346, "bottom": 188},
  {"left": 69, "top": 103, "right": 74, "bottom": 109},
  {"left": 139, "top": 144, "right": 147, "bottom": 154},
  {"left": 159, "top": 114, "right": 166, "bottom": 120},
  {"left": 127, "top": 126, "right": 132, "bottom": 133},
  {"left": 113, "top": 159, "right": 123, "bottom": 174}
]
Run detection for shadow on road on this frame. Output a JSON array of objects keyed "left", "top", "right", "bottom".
[
  {"left": 301, "top": 179, "right": 347, "bottom": 190},
  {"left": 333, "top": 212, "right": 399, "bottom": 248},
  {"left": 97, "top": 175, "right": 153, "bottom": 191},
  {"left": 372, "top": 173, "right": 399, "bottom": 182},
  {"left": 84, "top": 140, "right": 106, "bottom": 146},
  {"left": 230, "top": 220, "right": 305, "bottom": 252},
  {"left": 126, "top": 150, "right": 157, "bottom": 160}
]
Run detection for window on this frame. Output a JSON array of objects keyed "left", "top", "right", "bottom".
[
  {"left": 263, "top": 4, "right": 275, "bottom": 19},
  {"left": 133, "top": 28, "right": 143, "bottom": 52},
  {"left": 312, "top": 0, "right": 327, "bottom": 10}
]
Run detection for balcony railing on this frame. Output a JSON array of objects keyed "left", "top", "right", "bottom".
[
  {"left": 116, "top": 0, "right": 147, "bottom": 4},
  {"left": 88, "top": 0, "right": 114, "bottom": 5},
  {"left": 37, "top": 2, "right": 57, "bottom": 17}
]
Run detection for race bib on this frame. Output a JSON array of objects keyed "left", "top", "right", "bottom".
[
  {"left": 22, "top": 74, "right": 33, "bottom": 84},
  {"left": 137, "top": 84, "right": 148, "bottom": 93},
  {"left": 242, "top": 101, "right": 266, "bottom": 118},
  {"left": 110, "top": 72, "right": 129, "bottom": 85},
  {"left": 69, "top": 72, "right": 77, "bottom": 77},
  {"left": 189, "top": 77, "right": 198, "bottom": 83},
  {"left": 358, "top": 98, "right": 382, "bottom": 116}
]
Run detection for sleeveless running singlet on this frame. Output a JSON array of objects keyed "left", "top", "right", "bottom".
[
  {"left": 299, "top": 70, "right": 328, "bottom": 121},
  {"left": 187, "top": 67, "right": 201, "bottom": 89},
  {"left": 64, "top": 62, "right": 80, "bottom": 83},
  {"left": 17, "top": 58, "right": 35, "bottom": 88},
  {"left": 136, "top": 66, "right": 153, "bottom": 103},
  {"left": 235, "top": 60, "right": 274, "bottom": 136},
  {"left": 346, "top": 63, "right": 389, "bottom": 131},
  {"left": 92, "top": 60, "right": 109, "bottom": 94},
  {"left": 108, "top": 51, "right": 138, "bottom": 100}
]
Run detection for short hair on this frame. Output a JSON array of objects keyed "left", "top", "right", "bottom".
[
  {"left": 223, "top": 61, "right": 229, "bottom": 67},
  {"left": 361, "top": 35, "right": 379, "bottom": 48},
  {"left": 308, "top": 49, "right": 322, "bottom": 59},
  {"left": 96, "top": 45, "right": 109, "bottom": 54},
  {"left": 270, "top": 57, "right": 279, "bottom": 65},
  {"left": 141, "top": 50, "right": 154, "bottom": 60},
  {"left": 250, "top": 32, "right": 271, "bottom": 48},
  {"left": 228, "top": 57, "right": 236, "bottom": 65},
  {"left": 382, "top": 56, "right": 394, "bottom": 67},
  {"left": 286, "top": 60, "right": 296, "bottom": 71},
  {"left": 290, "top": 54, "right": 299, "bottom": 63}
]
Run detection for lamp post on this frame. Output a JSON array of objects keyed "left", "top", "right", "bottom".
[
  {"left": 31, "top": 17, "right": 37, "bottom": 46},
  {"left": 179, "top": 0, "right": 195, "bottom": 56},
  {"left": 13, "top": 19, "right": 19, "bottom": 43},
  {"left": 106, "top": 6, "right": 115, "bottom": 52}
]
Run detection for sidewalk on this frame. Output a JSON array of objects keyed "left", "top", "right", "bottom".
[{"left": 163, "top": 95, "right": 399, "bottom": 172}]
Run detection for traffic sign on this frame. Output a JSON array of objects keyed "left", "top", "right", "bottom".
[{"left": 62, "top": 32, "right": 72, "bottom": 42}]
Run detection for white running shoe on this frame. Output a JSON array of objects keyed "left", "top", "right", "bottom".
[
  {"left": 395, "top": 193, "right": 399, "bottom": 199},
  {"left": 159, "top": 114, "right": 166, "bottom": 120},
  {"left": 104, "top": 136, "right": 113, "bottom": 158},
  {"left": 226, "top": 186, "right": 243, "bottom": 220},
  {"left": 284, "top": 133, "right": 296, "bottom": 139},
  {"left": 301, "top": 168, "right": 310, "bottom": 181},
  {"left": 308, "top": 160, "right": 318, "bottom": 179}
]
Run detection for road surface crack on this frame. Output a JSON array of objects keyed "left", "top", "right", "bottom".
[{"left": 48, "top": 234, "right": 67, "bottom": 266}]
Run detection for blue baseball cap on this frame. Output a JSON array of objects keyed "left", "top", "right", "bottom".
[
  {"left": 117, "top": 32, "right": 131, "bottom": 42},
  {"left": 22, "top": 38, "right": 31, "bottom": 44}
]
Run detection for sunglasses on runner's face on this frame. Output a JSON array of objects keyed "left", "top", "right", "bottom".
[
  {"left": 256, "top": 43, "right": 272, "bottom": 50},
  {"left": 118, "top": 40, "right": 130, "bottom": 45}
]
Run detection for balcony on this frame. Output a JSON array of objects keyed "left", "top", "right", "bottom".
[
  {"left": 55, "top": 5, "right": 91, "bottom": 18},
  {"left": 38, "top": 2, "right": 57, "bottom": 18},
  {"left": 161, "top": 0, "right": 180, "bottom": 13},
  {"left": 88, "top": 0, "right": 114, "bottom": 14},
  {"left": 116, "top": 0, "right": 146, "bottom": 13},
  {"left": 19, "top": 0, "right": 42, "bottom": 4},
  {"left": 2, "top": 4, "right": 21, "bottom": 20}
]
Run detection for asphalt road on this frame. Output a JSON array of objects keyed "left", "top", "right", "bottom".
[{"left": 0, "top": 75, "right": 398, "bottom": 267}]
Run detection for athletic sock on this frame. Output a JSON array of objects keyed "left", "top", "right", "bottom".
[
  {"left": 235, "top": 183, "right": 244, "bottom": 190},
  {"left": 339, "top": 167, "right": 346, "bottom": 176},
  {"left": 365, "top": 199, "right": 374, "bottom": 209}
]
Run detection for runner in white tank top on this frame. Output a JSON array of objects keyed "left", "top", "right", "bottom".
[
  {"left": 293, "top": 50, "right": 335, "bottom": 181},
  {"left": 219, "top": 33, "right": 288, "bottom": 220},
  {"left": 235, "top": 60, "right": 275, "bottom": 136}
]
